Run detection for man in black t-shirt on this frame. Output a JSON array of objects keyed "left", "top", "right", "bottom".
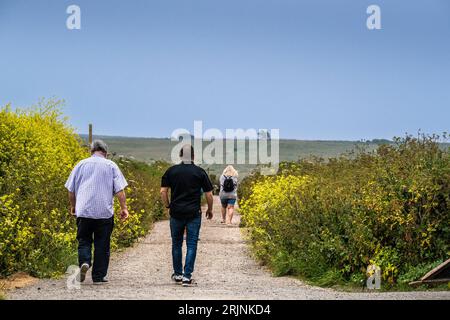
[{"left": 160, "top": 145, "right": 213, "bottom": 287}]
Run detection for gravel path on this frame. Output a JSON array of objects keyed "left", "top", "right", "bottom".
[{"left": 8, "top": 197, "right": 450, "bottom": 300}]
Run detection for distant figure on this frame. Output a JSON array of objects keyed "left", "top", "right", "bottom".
[
  {"left": 219, "top": 165, "right": 238, "bottom": 225},
  {"left": 160, "top": 145, "right": 213, "bottom": 287},
  {"left": 65, "top": 140, "right": 129, "bottom": 284}
]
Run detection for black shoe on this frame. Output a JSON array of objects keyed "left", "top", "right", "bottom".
[
  {"left": 77, "top": 263, "right": 89, "bottom": 283},
  {"left": 93, "top": 277, "right": 109, "bottom": 285},
  {"left": 182, "top": 277, "right": 197, "bottom": 287},
  {"left": 171, "top": 273, "right": 183, "bottom": 284}
]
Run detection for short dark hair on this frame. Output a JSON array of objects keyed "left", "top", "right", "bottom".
[{"left": 179, "top": 145, "right": 194, "bottom": 160}]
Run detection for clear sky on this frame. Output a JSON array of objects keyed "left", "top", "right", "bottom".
[{"left": 0, "top": 0, "right": 449, "bottom": 140}]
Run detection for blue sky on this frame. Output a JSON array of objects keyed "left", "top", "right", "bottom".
[{"left": 0, "top": 0, "right": 449, "bottom": 140}]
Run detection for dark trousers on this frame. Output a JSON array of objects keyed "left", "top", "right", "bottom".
[
  {"left": 170, "top": 214, "right": 202, "bottom": 279},
  {"left": 76, "top": 217, "right": 114, "bottom": 281}
]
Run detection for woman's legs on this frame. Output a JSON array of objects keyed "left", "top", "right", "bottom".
[
  {"left": 220, "top": 198, "right": 227, "bottom": 223},
  {"left": 226, "top": 205, "right": 235, "bottom": 224},
  {"left": 221, "top": 206, "right": 226, "bottom": 223}
]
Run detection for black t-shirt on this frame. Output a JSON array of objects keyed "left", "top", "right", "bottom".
[{"left": 161, "top": 162, "right": 213, "bottom": 219}]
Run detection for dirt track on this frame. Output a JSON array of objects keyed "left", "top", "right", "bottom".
[{"left": 8, "top": 196, "right": 450, "bottom": 300}]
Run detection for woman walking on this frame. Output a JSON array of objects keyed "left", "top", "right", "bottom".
[{"left": 219, "top": 165, "right": 238, "bottom": 225}]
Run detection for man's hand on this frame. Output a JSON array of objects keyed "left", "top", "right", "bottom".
[
  {"left": 115, "top": 190, "right": 129, "bottom": 221},
  {"left": 160, "top": 187, "right": 170, "bottom": 209},
  {"left": 206, "top": 209, "right": 213, "bottom": 220},
  {"left": 120, "top": 208, "right": 129, "bottom": 221},
  {"left": 68, "top": 192, "right": 76, "bottom": 218},
  {"left": 204, "top": 191, "right": 214, "bottom": 220}
]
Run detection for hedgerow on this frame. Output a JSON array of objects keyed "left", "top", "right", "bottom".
[
  {"left": 0, "top": 99, "right": 168, "bottom": 277},
  {"left": 239, "top": 134, "right": 450, "bottom": 288}
]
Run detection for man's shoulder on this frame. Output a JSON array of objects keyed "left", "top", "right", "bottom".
[
  {"left": 103, "top": 158, "right": 118, "bottom": 167},
  {"left": 195, "top": 165, "right": 208, "bottom": 175},
  {"left": 74, "top": 157, "right": 90, "bottom": 167},
  {"left": 165, "top": 163, "right": 206, "bottom": 175},
  {"left": 164, "top": 164, "right": 177, "bottom": 173}
]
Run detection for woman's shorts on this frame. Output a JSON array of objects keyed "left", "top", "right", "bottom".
[{"left": 220, "top": 198, "right": 236, "bottom": 208}]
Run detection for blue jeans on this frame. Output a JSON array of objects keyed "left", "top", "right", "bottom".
[{"left": 170, "top": 214, "right": 202, "bottom": 279}]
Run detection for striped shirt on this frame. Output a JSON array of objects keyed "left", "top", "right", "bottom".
[{"left": 65, "top": 154, "right": 128, "bottom": 219}]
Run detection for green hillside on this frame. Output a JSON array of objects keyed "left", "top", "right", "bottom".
[{"left": 80, "top": 135, "right": 386, "bottom": 178}]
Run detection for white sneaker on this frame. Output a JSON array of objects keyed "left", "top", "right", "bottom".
[
  {"left": 182, "top": 277, "right": 197, "bottom": 287},
  {"left": 171, "top": 274, "right": 183, "bottom": 284},
  {"left": 77, "top": 263, "right": 89, "bottom": 283}
]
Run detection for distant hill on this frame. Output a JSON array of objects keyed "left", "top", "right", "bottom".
[{"left": 79, "top": 134, "right": 386, "bottom": 178}]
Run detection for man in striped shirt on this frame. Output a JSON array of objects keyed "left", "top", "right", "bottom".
[{"left": 65, "top": 140, "right": 129, "bottom": 284}]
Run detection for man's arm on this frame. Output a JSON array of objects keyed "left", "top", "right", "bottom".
[
  {"left": 204, "top": 191, "right": 213, "bottom": 219},
  {"left": 115, "top": 190, "right": 129, "bottom": 220},
  {"left": 68, "top": 192, "right": 76, "bottom": 217},
  {"left": 160, "top": 187, "right": 170, "bottom": 209}
]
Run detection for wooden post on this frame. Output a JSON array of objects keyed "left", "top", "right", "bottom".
[{"left": 88, "top": 124, "right": 93, "bottom": 145}]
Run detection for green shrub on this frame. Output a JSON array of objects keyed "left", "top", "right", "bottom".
[
  {"left": 239, "top": 134, "right": 450, "bottom": 288},
  {"left": 398, "top": 260, "right": 443, "bottom": 285},
  {"left": 0, "top": 100, "right": 168, "bottom": 277},
  {"left": 111, "top": 158, "right": 169, "bottom": 248}
]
